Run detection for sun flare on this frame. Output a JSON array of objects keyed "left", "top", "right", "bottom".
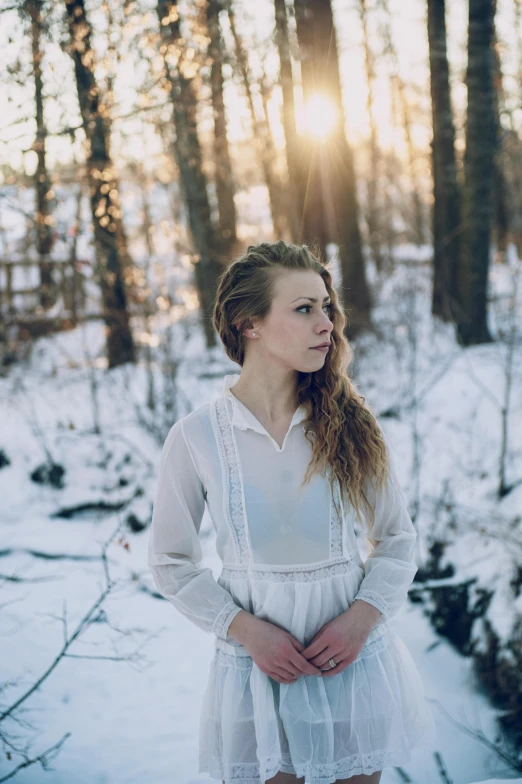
[{"left": 303, "top": 94, "right": 338, "bottom": 139}]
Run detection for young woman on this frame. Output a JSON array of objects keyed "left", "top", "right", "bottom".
[{"left": 148, "top": 241, "right": 436, "bottom": 784}]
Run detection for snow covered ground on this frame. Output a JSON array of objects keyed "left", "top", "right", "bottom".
[{"left": 1, "top": 245, "right": 521, "bottom": 783}]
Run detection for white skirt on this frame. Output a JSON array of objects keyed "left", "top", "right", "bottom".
[{"left": 199, "top": 561, "right": 437, "bottom": 784}]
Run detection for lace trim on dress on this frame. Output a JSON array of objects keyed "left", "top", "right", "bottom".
[
  {"left": 210, "top": 398, "right": 251, "bottom": 564},
  {"left": 354, "top": 589, "right": 388, "bottom": 619},
  {"left": 329, "top": 469, "right": 344, "bottom": 559},
  {"left": 207, "top": 743, "right": 409, "bottom": 783},
  {"left": 220, "top": 555, "right": 356, "bottom": 583},
  {"left": 212, "top": 601, "right": 244, "bottom": 641}
]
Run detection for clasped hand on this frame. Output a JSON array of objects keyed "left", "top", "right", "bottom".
[
  {"left": 300, "top": 601, "right": 380, "bottom": 678},
  {"left": 241, "top": 600, "right": 380, "bottom": 684}
]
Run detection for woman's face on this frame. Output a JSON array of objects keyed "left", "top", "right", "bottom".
[{"left": 247, "top": 269, "right": 334, "bottom": 372}]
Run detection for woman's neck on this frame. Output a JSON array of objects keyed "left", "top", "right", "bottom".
[{"left": 230, "top": 369, "right": 299, "bottom": 423}]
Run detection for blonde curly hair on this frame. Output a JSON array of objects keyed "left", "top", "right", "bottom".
[{"left": 212, "top": 240, "right": 390, "bottom": 528}]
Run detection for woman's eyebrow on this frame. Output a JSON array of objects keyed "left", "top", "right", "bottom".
[{"left": 291, "top": 296, "right": 331, "bottom": 303}]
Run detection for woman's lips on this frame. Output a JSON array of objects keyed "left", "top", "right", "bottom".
[{"left": 310, "top": 345, "right": 330, "bottom": 353}]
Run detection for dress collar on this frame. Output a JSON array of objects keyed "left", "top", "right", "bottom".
[{"left": 220, "top": 373, "right": 307, "bottom": 433}]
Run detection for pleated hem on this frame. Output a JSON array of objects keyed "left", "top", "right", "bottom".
[{"left": 200, "top": 734, "right": 430, "bottom": 783}]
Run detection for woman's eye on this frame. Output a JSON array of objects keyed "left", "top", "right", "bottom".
[{"left": 296, "top": 305, "right": 332, "bottom": 314}]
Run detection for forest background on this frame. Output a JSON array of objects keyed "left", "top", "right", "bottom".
[{"left": 0, "top": 0, "right": 521, "bottom": 782}]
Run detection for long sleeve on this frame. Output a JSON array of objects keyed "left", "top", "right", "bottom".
[
  {"left": 148, "top": 419, "right": 243, "bottom": 641},
  {"left": 353, "top": 445, "right": 418, "bottom": 622}
]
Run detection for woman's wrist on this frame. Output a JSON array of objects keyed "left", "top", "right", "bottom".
[
  {"left": 351, "top": 599, "right": 382, "bottom": 629},
  {"left": 226, "top": 609, "right": 256, "bottom": 644}
]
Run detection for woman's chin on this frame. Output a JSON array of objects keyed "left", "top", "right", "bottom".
[{"left": 293, "top": 355, "right": 327, "bottom": 373}]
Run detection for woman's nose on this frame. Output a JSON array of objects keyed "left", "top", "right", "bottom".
[{"left": 322, "top": 313, "right": 333, "bottom": 330}]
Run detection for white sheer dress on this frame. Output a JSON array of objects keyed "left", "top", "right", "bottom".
[{"left": 148, "top": 374, "right": 436, "bottom": 783}]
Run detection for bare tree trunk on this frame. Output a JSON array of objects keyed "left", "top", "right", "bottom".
[
  {"left": 517, "top": 0, "right": 522, "bottom": 109},
  {"left": 358, "top": 0, "right": 384, "bottom": 272},
  {"left": 505, "top": 0, "right": 522, "bottom": 256},
  {"left": 66, "top": 136, "right": 85, "bottom": 322},
  {"left": 104, "top": 0, "right": 134, "bottom": 278},
  {"left": 157, "top": 0, "right": 225, "bottom": 348},
  {"left": 65, "top": 0, "right": 135, "bottom": 368},
  {"left": 27, "top": 0, "right": 54, "bottom": 310},
  {"left": 379, "top": 78, "right": 404, "bottom": 269},
  {"left": 259, "top": 68, "right": 290, "bottom": 234},
  {"left": 69, "top": 179, "right": 85, "bottom": 320},
  {"left": 155, "top": 119, "right": 191, "bottom": 272},
  {"left": 457, "top": 0, "right": 496, "bottom": 345},
  {"left": 207, "top": 0, "right": 237, "bottom": 246},
  {"left": 381, "top": 148, "right": 399, "bottom": 268},
  {"left": 492, "top": 14, "right": 509, "bottom": 257},
  {"left": 427, "top": 0, "right": 462, "bottom": 323},
  {"left": 402, "top": 100, "right": 427, "bottom": 247},
  {"left": 501, "top": 130, "right": 522, "bottom": 259},
  {"left": 293, "top": 0, "right": 328, "bottom": 254},
  {"left": 134, "top": 161, "right": 157, "bottom": 412},
  {"left": 294, "top": 0, "right": 371, "bottom": 336},
  {"left": 492, "top": 148, "right": 509, "bottom": 258},
  {"left": 497, "top": 265, "right": 519, "bottom": 498},
  {"left": 226, "top": 1, "right": 288, "bottom": 240},
  {"left": 377, "top": 0, "right": 427, "bottom": 246},
  {"left": 273, "top": 0, "right": 300, "bottom": 242}
]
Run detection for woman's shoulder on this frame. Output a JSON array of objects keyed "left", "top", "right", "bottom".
[
  {"left": 157, "top": 405, "right": 212, "bottom": 481},
  {"left": 162, "top": 401, "right": 215, "bottom": 454},
  {"left": 166, "top": 401, "right": 212, "bottom": 435}
]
